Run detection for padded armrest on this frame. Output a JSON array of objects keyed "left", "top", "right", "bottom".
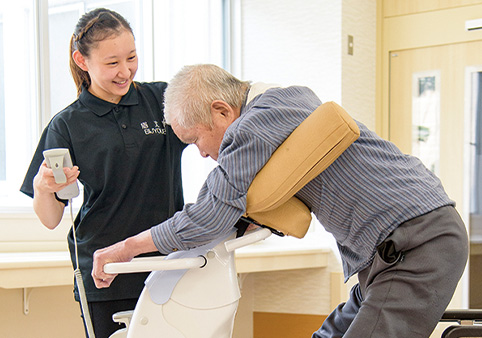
[{"left": 244, "top": 101, "right": 360, "bottom": 238}]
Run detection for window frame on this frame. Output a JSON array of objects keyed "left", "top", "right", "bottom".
[{"left": 0, "top": 0, "right": 229, "bottom": 250}]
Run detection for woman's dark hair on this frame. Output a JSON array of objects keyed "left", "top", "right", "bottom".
[{"left": 69, "top": 8, "right": 134, "bottom": 96}]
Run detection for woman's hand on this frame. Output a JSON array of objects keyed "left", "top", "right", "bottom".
[
  {"left": 32, "top": 161, "right": 80, "bottom": 229},
  {"left": 33, "top": 161, "right": 80, "bottom": 195}
]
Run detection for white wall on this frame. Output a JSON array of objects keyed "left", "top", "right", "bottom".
[
  {"left": 240, "top": 0, "right": 342, "bottom": 104},
  {"left": 239, "top": 0, "right": 376, "bottom": 129},
  {"left": 342, "top": 0, "right": 377, "bottom": 130}
]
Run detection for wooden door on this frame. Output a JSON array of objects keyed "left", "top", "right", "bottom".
[{"left": 389, "top": 40, "right": 482, "bottom": 308}]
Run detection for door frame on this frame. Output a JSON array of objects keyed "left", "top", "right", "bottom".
[
  {"left": 464, "top": 65, "right": 482, "bottom": 306},
  {"left": 464, "top": 65, "right": 482, "bottom": 226},
  {"left": 377, "top": 0, "right": 482, "bottom": 308}
]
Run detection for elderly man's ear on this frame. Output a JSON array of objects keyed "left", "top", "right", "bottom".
[{"left": 211, "top": 100, "right": 240, "bottom": 128}]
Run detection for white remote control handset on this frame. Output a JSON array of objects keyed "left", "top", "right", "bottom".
[{"left": 42, "top": 148, "right": 80, "bottom": 200}]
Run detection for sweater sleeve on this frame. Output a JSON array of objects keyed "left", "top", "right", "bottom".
[{"left": 150, "top": 127, "right": 276, "bottom": 253}]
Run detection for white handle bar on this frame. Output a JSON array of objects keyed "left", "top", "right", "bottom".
[
  {"left": 104, "top": 256, "right": 206, "bottom": 274},
  {"left": 103, "top": 228, "right": 272, "bottom": 275},
  {"left": 224, "top": 228, "right": 272, "bottom": 252}
]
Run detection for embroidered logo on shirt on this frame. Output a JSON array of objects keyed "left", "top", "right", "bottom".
[{"left": 141, "top": 120, "right": 166, "bottom": 135}]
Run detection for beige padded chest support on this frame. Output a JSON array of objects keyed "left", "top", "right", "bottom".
[{"left": 244, "top": 101, "right": 360, "bottom": 238}]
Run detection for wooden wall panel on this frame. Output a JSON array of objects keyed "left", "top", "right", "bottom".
[
  {"left": 253, "top": 312, "right": 327, "bottom": 338},
  {"left": 383, "top": 0, "right": 482, "bottom": 17}
]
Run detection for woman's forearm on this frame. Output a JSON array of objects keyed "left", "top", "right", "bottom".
[{"left": 33, "top": 191, "right": 65, "bottom": 229}]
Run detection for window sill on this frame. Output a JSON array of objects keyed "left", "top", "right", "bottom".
[
  {"left": 0, "top": 231, "right": 336, "bottom": 289},
  {"left": 235, "top": 232, "right": 332, "bottom": 273},
  {"left": 0, "top": 251, "right": 73, "bottom": 288}
]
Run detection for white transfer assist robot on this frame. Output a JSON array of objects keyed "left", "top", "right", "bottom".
[{"left": 104, "top": 101, "right": 360, "bottom": 338}]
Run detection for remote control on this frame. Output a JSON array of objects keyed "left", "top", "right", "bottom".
[{"left": 43, "top": 148, "right": 80, "bottom": 199}]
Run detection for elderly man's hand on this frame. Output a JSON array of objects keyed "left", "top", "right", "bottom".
[
  {"left": 91, "top": 229, "right": 158, "bottom": 288},
  {"left": 92, "top": 240, "right": 133, "bottom": 288}
]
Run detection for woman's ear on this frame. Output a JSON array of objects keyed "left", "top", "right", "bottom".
[{"left": 72, "top": 50, "right": 88, "bottom": 71}]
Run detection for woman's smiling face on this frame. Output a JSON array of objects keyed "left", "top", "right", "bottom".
[{"left": 79, "top": 30, "right": 138, "bottom": 103}]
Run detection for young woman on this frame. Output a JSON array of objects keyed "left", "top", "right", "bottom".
[{"left": 20, "top": 8, "right": 186, "bottom": 337}]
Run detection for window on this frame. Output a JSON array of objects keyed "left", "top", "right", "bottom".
[
  {"left": 0, "top": 0, "right": 225, "bottom": 212},
  {"left": 0, "top": 1, "right": 38, "bottom": 211},
  {"left": 0, "top": 17, "right": 5, "bottom": 181},
  {"left": 47, "top": 0, "right": 156, "bottom": 117}
]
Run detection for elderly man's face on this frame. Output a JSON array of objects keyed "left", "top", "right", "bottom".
[
  {"left": 170, "top": 100, "right": 240, "bottom": 161},
  {"left": 171, "top": 120, "right": 226, "bottom": 161}
]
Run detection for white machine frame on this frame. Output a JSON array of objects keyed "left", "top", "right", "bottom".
[{"left": 105, "top": 228, "right": 272, "bottom": 338}]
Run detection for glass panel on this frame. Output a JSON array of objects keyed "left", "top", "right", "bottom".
[
  {"left": 152, "top": 0, "right": 224, "bottom": 203},
  {"left": 0, "top": 0, "right": 38, "bottom": 209},
  {"left": 470, "top": 71, "right": 482, "bottom": 235},
  {"left": 153, "top": 0, "right": 224, "bottom": 80},
  {"left": 411, "top": 70, "right": 441, "bottom": 175},
  {"left": 48, "top": 4, "right": 82, "bottom": 117},
  {"left": 0, "top": 20, "right": 6, "bottom": 181},
  {"left": 48, "top": 0, "right": 149, "bottom": 118},
  {"left": 469, "top": 70, "right": 482, "bottom": 309}
]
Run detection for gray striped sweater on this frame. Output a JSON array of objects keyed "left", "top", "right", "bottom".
[{"left": 151, "top": 85, "right": 453, "bottom": 280}]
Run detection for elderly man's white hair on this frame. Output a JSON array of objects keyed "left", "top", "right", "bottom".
[{"left": 164, "top": 64, "right": 250, "bottom": 128}]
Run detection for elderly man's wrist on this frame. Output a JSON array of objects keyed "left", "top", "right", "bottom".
[{"left": 124, "top": 230, "right": 157, "bottom": 257}]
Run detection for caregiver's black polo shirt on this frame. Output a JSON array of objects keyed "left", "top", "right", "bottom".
[{"left": 21, "top": 82, "right": 186, "bottom": 301}]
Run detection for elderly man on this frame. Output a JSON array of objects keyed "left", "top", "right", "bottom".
[{"left": 92, "top": 64, "right": 468, "bottom": 338}]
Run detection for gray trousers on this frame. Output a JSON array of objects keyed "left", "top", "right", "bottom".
[{"left": 312, "top": 206, "right": 469, "bottom": 338}]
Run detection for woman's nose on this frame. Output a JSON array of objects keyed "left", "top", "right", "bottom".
[{"left": 118, "top": 62, "right": 131, "bottom": 78}]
